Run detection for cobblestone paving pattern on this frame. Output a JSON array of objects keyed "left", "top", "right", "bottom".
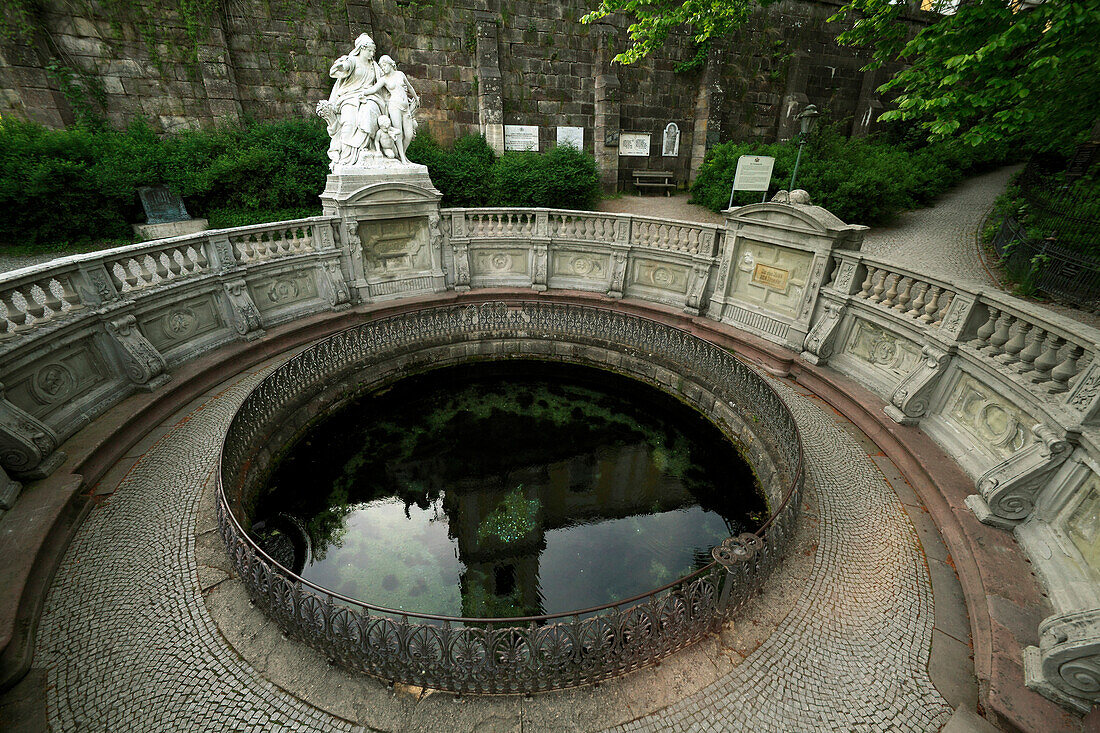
[
  {"left": 607, "top": 380, "right": 953, "bottom": 732},
  {"left": 37, "top": 367, "right": 361, "bottom": 733},
  {"left": 38, "top": 367, "right": 952, "bottom": 731}
]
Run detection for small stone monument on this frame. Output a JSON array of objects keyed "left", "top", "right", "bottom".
[
  {"left": 316, "top": 33, "right": 444, "bottom": 303},
  {"left": 132, "top": 186, "right": 208, "bottom": 241}
]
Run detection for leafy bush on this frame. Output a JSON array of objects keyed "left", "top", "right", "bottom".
[
  {"left": 690, "top": 126, "right": 1010, "bottom": 225},
  {"left": 409, "top": 131, "right": 600, "bottom": 210},
  {"left": 0, "top": 120, "right": 601, "bottom": 250},
  {"left": 490, "top": 145, "right": 601, "bottom": 210},
  {"left": 0, "top": 117, "right": 330, "bottom": 249}
]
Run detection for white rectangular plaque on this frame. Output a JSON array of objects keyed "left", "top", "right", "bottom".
[
  {"left": 504, "top": 125, "right": 539, "bottom": 152},
  {"left": 618, "top": 133, "right": 651, "bottom": 157},
  {"left": 556, "top": 126, "right": 584, "bottom": 150},
  {"left": 733, "top": 155, "right": 776, "bottom": 191}
]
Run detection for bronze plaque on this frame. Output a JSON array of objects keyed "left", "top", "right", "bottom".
[{"left": 751, "top": 263, "right": 790, "bottom": 291}]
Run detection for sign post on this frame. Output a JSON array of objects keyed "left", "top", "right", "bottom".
[{"left": 729, "top": 155, "right": 776, "bottom": 209}]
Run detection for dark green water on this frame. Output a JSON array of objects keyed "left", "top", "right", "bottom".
[{"left": 252, "top": 361, "right": 765, "bottom": 618}]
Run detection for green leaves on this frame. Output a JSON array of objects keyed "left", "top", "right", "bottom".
[{"left": 837, "top": 0, "right": 1099, "bottom": 152}]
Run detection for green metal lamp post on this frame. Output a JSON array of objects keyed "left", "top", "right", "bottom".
[{"left": 786, "top": 104, "right": 820, "bottom": 201}]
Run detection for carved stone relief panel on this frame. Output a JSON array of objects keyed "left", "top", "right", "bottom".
[
  {"left": 1066, "top": 473, "right": 1100, "bottom": 572},
  {"left": 249, "top": 272, "right": 319, "bottom": 314},
  {"left": 470, "top": 249, "right": 531, "bottom": 277},
  {"left": 550, "top": 251, "right": 610, "bottom": 281},
  {"left": 140, "top": 295, "right": 224, "bottom": 353},
  {"left": 4, "top": 340, "right": 109, "bottom": 419},
  {"left": 727, "top": 239, "right": 812, "bottom": 320},
  {"left": 842, "top": 317, "right": 922, "bottom": 383},
  {"left": 629, "top": 258, "right": 689, "bottom": 294},
  {"left": 944, "top": 372, "right": 1036, "bottom": 461},
  {"left": 356, "top": 216, "right": 430, "bottom": 277}
]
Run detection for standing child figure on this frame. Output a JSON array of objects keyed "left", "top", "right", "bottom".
[{"left": 362, "top": 55, "right": 419, "bottom": 163}]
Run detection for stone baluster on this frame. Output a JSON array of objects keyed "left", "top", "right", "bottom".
[
  {"left": 972, "top": 306, "right": 999, "bottom": 348},
  {"left": 986, "top": 311, "right": 1014, "bottom": 355},
  {"left": 17, "top": 285, "right": 46, "bottom": 322},
  {"left": 860, "top": 266, "right": 876, "bottom": 298},
  {"left": 1016, "top": 326, "right": 1045, "bottom": 374},
  {"left": 1050, "top": 344, "right": 1085, "bottom": 393},
  {"left": 1031, "top": 333, "right": 1065, "bottom": 384},
  {"left": 907, "top": 282, "right": 928, "bottom": 317},
  {"left": 1000, "top": 320, "right": 1031, "bottom": 364},
  {"left": 920, "top": 286, "right": 942, "bottom": 324},
  {"left": 933, "top": 292, "right": 953, "bottom": 325},
  {"left": 0, "top": 295, "right": 23, "bottom": 337},
  {"left": 892, "top": 277, "right": 914, "bottom": 311},
  {"left": 869, "top": 270, "right": 889, "bottom": 303},
  {"left": 881, "top": 273, "right": 901, "bottom": 307}
]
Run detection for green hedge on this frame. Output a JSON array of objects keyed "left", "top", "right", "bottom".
[
  {"left": 690, "top": 127, "right": 1010, "bottom": 224},
  {"left": 0, "top": 117, "right": 331, "bottom": 249},
  {"left": 0, "top": 120, "right": 602, "bottom": 250},
  {"left": 407, "top": 131, "right": 601, "bottom": 210}
]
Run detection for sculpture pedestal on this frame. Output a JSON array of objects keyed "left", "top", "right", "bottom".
[
  {"left": 320, "top": 164, "right": 446, "bottom": 304},
  {"left": 320, "top": 161, "right": 439, "bottom": 213}
]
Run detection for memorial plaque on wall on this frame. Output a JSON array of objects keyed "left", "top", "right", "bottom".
[
  {"left": 618, "top": 133, "right": 651, "bottom": 157},
  {"left": 751, "top": 262, "right": 790, "bottom": 292},
  {"left": 138, "top": 186, "right": 190, "bottom": 224},
  {"left": 504, "top": 125, "right": 539, "bottom": 151},
  {"left": 662, "top": 123, "right": 680, "bottom": 157},
  {"left": 556, "top": 126, "right": 584, "bottom": 150}
]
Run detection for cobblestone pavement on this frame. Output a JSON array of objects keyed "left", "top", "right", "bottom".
[
  {"left": 609, "top": 380, "right": 953, "bottom": 731},
  {"left": 37, "top": 363, "right": 952, "bottom": 731},
  {"left": 861, "top": 166, "right": 1018, "bottom": 287}
]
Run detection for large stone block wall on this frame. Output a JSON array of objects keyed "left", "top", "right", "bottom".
[{"left": 0, "top": 0, "right": 924, "bottom": 188}]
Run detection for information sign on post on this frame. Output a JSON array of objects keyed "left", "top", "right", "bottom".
[{"left": 729, "top": 155, "right": 776, "bottom": 209}]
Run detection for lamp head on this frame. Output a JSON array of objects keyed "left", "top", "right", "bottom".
[{"left": 797, "top": 104, "right": 820, "bottom": 136}]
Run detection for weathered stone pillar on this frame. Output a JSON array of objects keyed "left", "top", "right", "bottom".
[
  {"left": 850, "top": 66, "right": 882, "bottom": 138},
  {"left": 474, "top": 12, "right": 504, "bottom": 155},
  {"left": 689, "top": 45, "right": 726, "bottom": 185},
  {"left": 593, "top": 24, "right": 621, "bottom": 193},
  {"left": 777, "top": 53, "right": 809, "bottom": 142}
]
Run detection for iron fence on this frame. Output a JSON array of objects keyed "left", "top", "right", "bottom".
[
  {"left": 217, "top": 299, "right": 804, "bottom": 694},
  {"left": 992, "top": 215, "right": 1100, "bottom": 312}
]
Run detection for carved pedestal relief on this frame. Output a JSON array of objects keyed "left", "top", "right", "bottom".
[
  {"left": 802, "top": 302, "right": 844, "bottom": 365},
  {"left": 967, "top": 423, "right": 1071, "bottom": 528},
  {"left": 842, "top": 317, "right": 922, "bottom": 384},
  {"left": 0, "top": 383, "right": 65, "bottom": 479},
  {"left": 222, "top": 278, "right": 264, "bottom": 339},
  {"left": 105, "top": 314, "right": 169, "bottom": 388},
  {"left": 886, "top": 343, "right": 952, "bottom": 425},
  {"left": 1025, "top": 608, "right": 1100, "bottom": 713},
  {"left": 319, "top": 260, "right": 352, "bottom": 309}
]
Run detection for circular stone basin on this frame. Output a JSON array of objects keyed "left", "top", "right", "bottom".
[{"left": 249, "top": 360, "right": 766, "bottom": 618}]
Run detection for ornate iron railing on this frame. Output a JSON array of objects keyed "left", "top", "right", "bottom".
[{"left": 217, "top": 299, "right": 804, "bottom": 694}]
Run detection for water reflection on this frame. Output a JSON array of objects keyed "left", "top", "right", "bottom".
[{"left": 252, "top": 361, "right": 764, "bottom": 617}]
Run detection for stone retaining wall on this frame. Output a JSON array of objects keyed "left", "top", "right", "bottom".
[{"left": 0, "top": 0, "right": 926, "bottom": 188}]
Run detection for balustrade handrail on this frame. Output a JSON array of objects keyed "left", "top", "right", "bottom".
[
  {"left": 832, "top": 249, "right": 1100, "bottom": 348},
  {"left": 0, "top": 215, "right": 337, "bottom": 283}
]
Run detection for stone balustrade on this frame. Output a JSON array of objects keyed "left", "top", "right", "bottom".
[{"left": 0, "top": 197, "right": 1096, "bottom": 714}]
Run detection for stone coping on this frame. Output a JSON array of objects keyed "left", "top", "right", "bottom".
[{"left": 1, "top": 288, "right": 1086, "bottom": 729}]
